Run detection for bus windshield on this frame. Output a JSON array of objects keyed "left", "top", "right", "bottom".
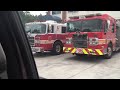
[
  {"left": 67, "top": 19, "right": 103, "bottom": 32},
  {"left": 25, "top": 24, "right": 46, "bottom": 34}
]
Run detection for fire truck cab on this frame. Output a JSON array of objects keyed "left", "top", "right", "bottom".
[
  {"left": 25, "top": 20, "right": 67, "bottom": 55},
  {"left": 63, "top": 14, "right": 120, "bottom": 59}
]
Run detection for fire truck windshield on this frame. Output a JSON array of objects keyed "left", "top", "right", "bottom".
[
  {"left": 81, "top": 19, "right": 103, "bottom": 32},
  {"left": 67, "top": 19, "right": 103, "bottom": 32},
  {"left": 67, "top": 21, "right": 82, "bottom": 32},
  {"left": 25, "top": 24, "right": 46, "bottom": 34}
]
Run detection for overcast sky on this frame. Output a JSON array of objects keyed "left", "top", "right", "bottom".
[{"left": 29, "top": 11, "right": 47, "bottom": 15}]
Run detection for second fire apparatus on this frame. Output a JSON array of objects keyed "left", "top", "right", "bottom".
[
  {"left": 63, "top": 14, "right": 120, "bottom": 59},
  {"left": 25, "top": 20, "right": 66, "bottom": 55}
]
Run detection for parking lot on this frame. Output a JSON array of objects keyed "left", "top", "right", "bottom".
[{"left": 34, "top": 51, "right": 120, "bottom": 79}]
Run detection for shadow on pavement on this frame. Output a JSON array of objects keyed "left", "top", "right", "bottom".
[
  {"left": 65, "top": 51, "right": 120, "bottom": 63},
  {"left": 66, "top": 54, "right": 106, "bottom": 63},
  {"left": 65, "top": 52, "right": 117, "bottom": 63},
  {"left": 33, "top": 52, "right": 65, "bottom": 58}
]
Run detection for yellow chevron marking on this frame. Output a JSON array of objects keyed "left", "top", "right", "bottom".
[
  {"left": 71, "top": 48, "right": 76, "bottom": 53},
  {"left": 82, "top": 49, "right": 88, "bottom": 54},
  {"left": 88, "top": 49, "right": 93, "bottom": 52},
  {"left": 68, "top": 48, "right": 71, "bottom": 51},
  {"left": 96, "top": 49, "right": 103, "bottom": 55}
]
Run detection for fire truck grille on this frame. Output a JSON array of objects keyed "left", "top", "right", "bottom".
[
  {"left": 72, "top": 34, "right": 88, "bottom": 48},
  {"left": 28, "top": 37, "right": 34, "bottom": 46}
]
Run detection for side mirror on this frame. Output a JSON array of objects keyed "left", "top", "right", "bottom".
[{"left": 0, "top": 44, "right": 6, "bottom": 74}]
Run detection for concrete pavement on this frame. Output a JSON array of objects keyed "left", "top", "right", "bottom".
[{"left": 34, "top": 52, "right": 120, "bottom": 79}]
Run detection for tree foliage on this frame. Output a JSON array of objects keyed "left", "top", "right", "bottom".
[
  {"left": 19, "top": 11, "right": 40, "bottom": 25},
  {"left": 19, "top": 11, "right": 62, "bottom": 26}
]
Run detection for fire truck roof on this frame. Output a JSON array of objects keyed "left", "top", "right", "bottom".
[
  {"left": 67, "top": 14, "right": 115, "bottom": 22},
  {"left": 25, "top": 21, "right": 66, "bottom": 26}
]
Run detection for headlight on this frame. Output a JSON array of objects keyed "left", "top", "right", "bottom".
[
  {"left": 66, "top": 38, "right": 72, "bottom": 44},
  {"left": 89, "top": 38, "right": 98, "bottom": 45}
]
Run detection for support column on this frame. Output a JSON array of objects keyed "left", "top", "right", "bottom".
[{"left": 62, "top": 11, "right": 67, "bottom": 23}]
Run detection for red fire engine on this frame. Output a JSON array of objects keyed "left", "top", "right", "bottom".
[
  {"left": 25, "top": 20, "right": 67, "bottom": 55},
  {"left": 63, "top": 14, "right": 120, "bottom": 59}
]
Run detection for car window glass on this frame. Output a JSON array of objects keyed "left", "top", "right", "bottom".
[{"left": 19, "top": 11, "right": 120, "bottom": 79}]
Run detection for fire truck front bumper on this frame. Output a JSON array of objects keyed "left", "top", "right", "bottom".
[
  {"left": 31, "top": 47, "right": 44, "bottom": 53},
  {"left": 63, "top": 47, "right": 105, "bottom": 56}
]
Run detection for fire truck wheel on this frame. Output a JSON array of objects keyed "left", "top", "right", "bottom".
[
  {"left": 104, "top": 45, "right": 113, "bottom": 59},
  {"left": 53, "top": 42, "right": 63, "bottom": 55}
]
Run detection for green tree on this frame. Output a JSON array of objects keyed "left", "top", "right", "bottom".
[
  {"left": 19, "top": 11, "right": 47, "bottom": 26},
  {"left": 38, "top": 14, "right": 44, "bottom": 21}
]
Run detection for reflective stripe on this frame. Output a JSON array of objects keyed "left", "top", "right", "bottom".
[
  {"left": 40, "top": 40, "right": 54, "bottom": 44},
  {"left": 63, "top": 47, "right": 69, "bottom": 52},
  {"left": 88, "top": 49, "right": 95, "bottom": 55},
  {"left": 71, "top": 48, "right": 76, "bottom": 53},
  {"left": 63, "top": 47, "right": 103, "bottom": 56},
  {"left": 68, "top": 48, "right": 71, "bottom": 51},
  {"left": 69, "top": 48, "right": 74, "bottom": 53},
  {"left": 63, "top": 47, "right": 72, "bottom": 53},
  {"left": 98, "top": 39, "right": 106, "bottom": 44},
  {"left": 94, "top": 49, "right": 99, "bottom": 55},
  {"left": 95, "top": 49, "right": 103, "bottom": 55},
  {"left": 88, "top": 49, "right": 93, "bottom": 52},
  {"left": 82, "top": 49, "right": 88, "bottom": 54}
]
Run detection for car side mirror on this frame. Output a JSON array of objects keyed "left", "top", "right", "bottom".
[{"left": 0, "top": 44, "right": 6, "bottom": 74}]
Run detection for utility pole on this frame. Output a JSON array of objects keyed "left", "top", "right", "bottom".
[
  {"left": 62, "top": 11, "right": 67, "bottom": 23},
  {"left": 47, "top": 11, "right": 51, "bottom": 15}
]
